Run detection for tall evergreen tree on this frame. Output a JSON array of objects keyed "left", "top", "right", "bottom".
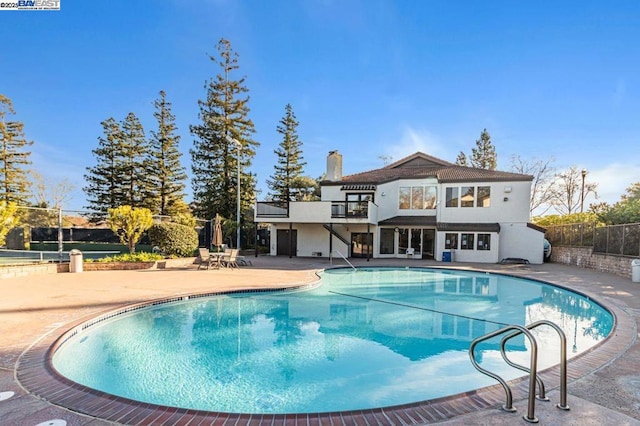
[
  {"left": 190, "top": 38, "right": 258, "bottom": 221},
  {"left": 84, "top": 118, "right": 124, "bottom": 218},
  {"left": 267, "top": 104, "right": 306, "bottom": 202},
  {"left": 470, "top": 128, "right": 497, "bottom": 170},
  {"left": 0, "top": 95, "right": 33, "bottom": 204},
  {"left": 455, "top": 151, "right": 468, "bottom": 167},
  {"left": 120, "top": 112, "right": 149, "bottom": 208},
  {"left": 148, "top": 90, "right": 187, "bottom": 216}
]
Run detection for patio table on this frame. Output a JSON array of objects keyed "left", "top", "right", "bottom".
[{"left": 209, "top": 252, "right": 230, "bottom": 269}]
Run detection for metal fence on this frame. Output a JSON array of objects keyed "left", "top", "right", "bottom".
[
  {"left": 545, "top": 222, "right": 640, "bottom": 257},
  {"left": 4, "top": 206, "right": 213, "bottom": 256}
]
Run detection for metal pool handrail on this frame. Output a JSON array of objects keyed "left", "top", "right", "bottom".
[
  {"left": 469, "top": 320, "right": 570, "bottom": 423},
  {"left": 469, "top": 324, "right": 540, "bottom": 423},
  {"left": 332, "top": 250, "right": 357, "bottom": 271},
  {"left": 500, "top": 320, "right": 570, "bottom": 411}
]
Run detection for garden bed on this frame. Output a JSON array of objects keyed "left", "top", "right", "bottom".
[
  {"left": 82, "top": 261, "right": 158, "bottom": 271},
  {"left": 0, "top": 257, "right": 199, "bottom": 278}
]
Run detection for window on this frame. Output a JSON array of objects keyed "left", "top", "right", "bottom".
[
  {"left": 398, "top": 228, "right": 409, "bottom": 254},
  {"left": 411, "top": 187, "right": 424, "bottom": 210},
  {"left": 445, "top": 233, "right": 458, "bottom": 249},
  {"left": 446, "top": 185, "right": 491, "bottom": 208},
  {"left": 399, "top": 187, "right": 410, "bottom": 209},
  {"left": 379, "top": 228, "right": 394, "bottom": 254},
  {"left": 461, "top": 186, "right": 475, "bottom": 207},
  {"left": 445, "top": 187, "right": 459, "bottom": 207},
  {"left": 424, "top": 186, "right": 437, "bottom": 209},
  {"left": 410, "top": 229, "right": 421, "bottom": 253},
  {"left": 478, "top": 186, "right": 491, "bottom": 207},
  {"left": 399, "top": 185, "right": 437, "bottom": 209},
  {"left": 461, "top": 233, "right": 475, "bottom": 250},
  {"left": 477, "top": 234, "right": 491, "bottom": 250},
  {"left": 351, "top": 232, "right": 373, "bottom": 257},
  {"left": 346, "top": 193, "right": 372, "bottom": 217}
]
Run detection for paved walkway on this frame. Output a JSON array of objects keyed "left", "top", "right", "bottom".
[{"left": 1, "top": 257, "right": 639, "bottom": 425}]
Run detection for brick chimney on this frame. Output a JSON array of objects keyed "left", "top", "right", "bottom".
[{"left": 326, "top": 150, "right": 343, "bottom": 181}]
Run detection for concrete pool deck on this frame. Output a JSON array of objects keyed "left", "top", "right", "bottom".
[{"left": 1, "top": 256, "right": 639, "bottom": 425}]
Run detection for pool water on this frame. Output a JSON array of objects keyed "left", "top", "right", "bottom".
[{"left": 52, "top": 267, "right": 612, "bottom": 414}]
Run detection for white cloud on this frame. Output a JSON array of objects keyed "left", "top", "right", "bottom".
[
  {"left": 588, "top": 162, "right": 640, "bottom": 205},
  {"left": 383, "top": 126, "right": 447, "bottom": 163}
]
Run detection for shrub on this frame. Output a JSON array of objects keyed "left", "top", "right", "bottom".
[
  {"left": 97, "top": 252, "right": 164, "bottom": 263},
  {"left": 171, "top": 212, "right": 197, "bottom": 228},
  {"left": 0, "top": 201, "right": 19, "bottom": 246},
  {"left": 107, "top": 205, "right": 154, "bottom": 253},
  {"left": 148, "top": 222, "right": 199, "bottom": 257}
]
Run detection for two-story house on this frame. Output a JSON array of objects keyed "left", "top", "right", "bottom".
[{"left": 255, "top": 151, "right": 545, "bottom": 264}]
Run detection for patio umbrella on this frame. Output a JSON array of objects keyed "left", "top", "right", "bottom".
[{"left": 213, "top": 214, "right": 223, "bottom": 251}]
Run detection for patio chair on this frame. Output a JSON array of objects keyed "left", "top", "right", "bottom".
[
  {"left": 406, "top": 248, "right": 415, "bottom": 259},
  {"left": 237, "top": 255, "right": 252, "bottom": 266},
  {"left": 197, "top": 247, "right": 214, "bottom": 270},
  {"left": 221, "top": 249, "right": 239, "bottom": 269}
]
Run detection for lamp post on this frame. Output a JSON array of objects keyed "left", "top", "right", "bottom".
[
  {"left": 225, "top": 135, "right": 242, "bottom": 250},
  {"left": 580, "top": 169, "right": 587, "bottom": 213}
]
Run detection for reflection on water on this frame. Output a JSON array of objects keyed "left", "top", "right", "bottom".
[{"left": 53, "top": 268, "right": 613, "bottom": 414}]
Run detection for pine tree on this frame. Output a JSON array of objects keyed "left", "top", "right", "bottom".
[
  {"left": 0, "top": 95, "right": 33, "bottom": 204},
  {"left": 470, "top": 128, "right": 497, "bottom": 170},
  {"left": 84, "top": 118, "right": 125, "bottom": 219},
  {"left": 267, "top": 104, "right": 306, "bottom": 202},
  {"left": 148, "top": 90, "right": 187, "bottom": 216},
  {"left": 455, "top": 151, "right": 468, "bottom": 167},
  {"left": 119, "top": 112, "right": 149, "bottom": 208},
  {"left": 190, "top": 38, "right": 259, "bottom": 221}
]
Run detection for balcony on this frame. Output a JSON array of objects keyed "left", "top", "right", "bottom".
[
  {"left": 330, "top": 200, "right": 369, "bottom": 218},
  {"left": 255, "top": 201, "right": 289, "bottom": 218},
  {"left": 256, "top": 200, "right": 376, "bottom": 224}
]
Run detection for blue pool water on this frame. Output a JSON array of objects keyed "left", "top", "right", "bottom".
[{"left": 52, "top": 267, "right": 613, "bottom": 414}]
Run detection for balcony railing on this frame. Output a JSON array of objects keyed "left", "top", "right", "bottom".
[
  {"left": 331, "top": 201, "right": 369, "bottom": 218},
  {"left": 256, "top": 201, "right": 289, "bottom": 217},
  {"left": 256, "top": 200, "right": 372, "bottom": 220}
]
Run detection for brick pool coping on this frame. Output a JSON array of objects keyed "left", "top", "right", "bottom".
[{"left": 16, "top": 271, "right": 635, "bottom": 426}]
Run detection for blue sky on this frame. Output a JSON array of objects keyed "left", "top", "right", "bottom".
[{"left": 2, "top": 0, "right": 639, "bottom": 212}]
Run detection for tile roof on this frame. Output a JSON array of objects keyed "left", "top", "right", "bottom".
[
  {"left": 378, "top": 216, "right": 438, "bottom": 226},
  {"left": 323, "top": 152, "right": 533, "bottom": 185},
  {"left": 377, "top": 217, "right": 501, "bottom": 232},
  {"left": 437, "top": 222, "right": 501, "bottom": 232}
]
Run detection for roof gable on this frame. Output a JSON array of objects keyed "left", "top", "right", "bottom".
[
  {"left": 385, "top": 152, "right": 454, "bottom": 170},
  {"left": 322, "top": 151, "right": 532, "bottom": 186}
]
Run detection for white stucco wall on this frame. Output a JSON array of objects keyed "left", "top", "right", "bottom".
[
  {"left": 437, "top": 181, "right": 531, "bottom": 223},
  {"left": 269, "top": 223, "right": 349, "bottom": 257},
  {"left": 498, "top": 223, "right": 545, "bottom": 264},
  {"left": 320, "top": 185, "right": 343, "bottom": 201}
]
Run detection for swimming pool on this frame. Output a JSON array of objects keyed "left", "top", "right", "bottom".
[{"left": 51, "top": 267, "right": 613, "bottom": 414}]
